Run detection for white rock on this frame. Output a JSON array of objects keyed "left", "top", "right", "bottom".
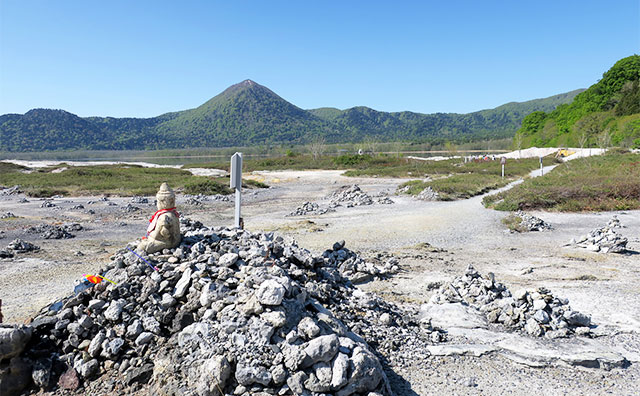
[{"left": 256, "top": 279, "right": 286, "bottom": 306}]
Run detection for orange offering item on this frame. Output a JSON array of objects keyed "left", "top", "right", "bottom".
[{"left": 84, "top": 274, "right": 103, "bottom": 284}]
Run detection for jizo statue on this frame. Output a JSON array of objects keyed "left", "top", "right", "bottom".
[{"left": 137, "top": 183, "right": 181, "bottom": 254}]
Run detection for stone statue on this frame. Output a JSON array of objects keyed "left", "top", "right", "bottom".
[{"left": 137, "top": 183, "right": 181, "bottom": 254}]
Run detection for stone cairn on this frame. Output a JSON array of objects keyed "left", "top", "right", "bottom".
[
  {"left": 430, "top": 265, "right": 592, "bottom": 338},
  {"left": 569, "top": 216, "right": 627, "bottom": 253},
  {"left": 416, "top": 187, "right": 439, "bottom": 201},
  {"left": 514, "top": 211, "right": 552, "bottom": 232},
  {"left": 0, "top": 218, "right": 443, "bottom": 396},
  {"left": 324, "top": 241, "right": 400, "bottom": 285},
  {"left": 287, "top": 202, "right": 335, "bottom": 217},
  {"left": 4, "top": 238, "right": 40, "bottom": 254},
  {"left": 26, "top": 223, "right": 83, "bottom": 240},
  {"left": 288, "top": 185, "right": 393, "bottom": 217},
  {"left": 185, "top": 194, "right": 232, "bottom": 207},
  {"left": 0, "top": 185, "right": 21, "bottom": 196}
]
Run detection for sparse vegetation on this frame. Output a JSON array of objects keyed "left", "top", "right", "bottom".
[
  {"left": 0, "top": 163, "right": 267, "bottom": 197},
  {"left": 502, "top": 214, "right": 528, "bottom": 233},
  {"left": 399, "top": 174, "right": 511, "bottom": 200},
  {"left": 483, "top": 153, "right": 640, "bottom": 211}
]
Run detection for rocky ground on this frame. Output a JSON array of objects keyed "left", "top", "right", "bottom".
[{"left": 1, "top": 169, "right": 639, "bottom": 395}]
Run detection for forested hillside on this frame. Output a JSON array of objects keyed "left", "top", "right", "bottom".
[
  {"left": 517, "top": 55, "right": 640, "bottom": 148},
  {"left": 0, "top": 80, "right": 582, "bottom": 152}
]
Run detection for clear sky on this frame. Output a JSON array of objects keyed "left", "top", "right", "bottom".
[{"left": 1, "top": 1, "right": 638, "bottom": 117}]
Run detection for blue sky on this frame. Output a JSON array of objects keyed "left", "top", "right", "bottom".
[{"left": 1, "top": 1, "right": 638, "bottom": 117}]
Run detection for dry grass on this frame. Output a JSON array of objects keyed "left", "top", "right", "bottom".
[{"left": 483, "top": 152, "right": 640, "bottom": 211}]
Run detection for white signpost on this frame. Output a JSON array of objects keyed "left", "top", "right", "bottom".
[
  {"left": 539, "top": 156, "right": 543, "bottom": 176},
  {"left": 500, "top": 157, "right": 506, "bottom": 179},
  {"left": 230, "top": 152, "right": 243, "bottom": 228}
]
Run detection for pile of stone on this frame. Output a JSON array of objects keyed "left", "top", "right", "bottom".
[
  {"left": 184, "top": 194, "right": 231, "bottom": 206},
  {"left": 40, "top": 201, "right": 56, "bottom": 208},
  {"left": 327, "top": 185, "right": 375, "bottom": 208},
  {"left": 26, "top": 223, "right": 83, "bottom": 240},
  {"left": 376, "top": 197, "right": 394, "bottom": 205},
  {"left": 0, "top": 185, "right": 21, "bottom": 196},
  {"left": 430, "top": 265, "right": 592, "bottom": 338},
  {"left": 1, "top": 212, "right": 17, "bottom": 219},
  {"left": 71, "top": 205, "right": 85, "bottom": 210},
  {"left": 185, "top": 196, "right": 203, "bottom": 206},
  {"left": 514, "top": 211, "right": 552, "bottom": 232},
  {"left": 323, "top": 240, "right": 400, "bottom": 285},
  {"left": 416, "top": 186, "right": 439, "bottom": 201},
  {"left": 18, "top": 197, "right": 29, "bottom": 203},
  {"left": 121, "top": 204, "right": 141, "bottom": 213},
  {"left": 607, "top": 215, "right": 622, "bottom": 229},
  {"left": 130, "top": 196, "right": 149, "bottom": 204},
  {"left": 569, "top": 217, "right": 628, "bottom": 253},
  {"left": 1, "top": 220, "right": 404, "bottom": 395},
  {"left": 287, "top": 202, "right": 335, "bottom": 217},
  {"left": 4, "top": 238, "right": 40, "bottom": 253},
  {"left": 210, "top": 194, "right": 232, "bottom": 202}
]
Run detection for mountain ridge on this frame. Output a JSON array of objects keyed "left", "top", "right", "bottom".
[{"left": 0, "top": 80, "right": 584, "bottom": 152}]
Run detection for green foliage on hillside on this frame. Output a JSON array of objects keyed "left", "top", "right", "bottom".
[
  {"left": 483, "top": 152, "right": 640, "bottom": 211},
  {"left": 519, "top": 55, "right": 640, "bottom": 148},
  {"left": 0, "top": 79, "right": 582, "bottom": 152}
]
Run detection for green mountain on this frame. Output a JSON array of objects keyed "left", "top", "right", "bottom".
[
  {"left": 518, "top": 55, "right": 640, "bottom": 148},
  {"left": 0, "top": 79, "right": 583, "bottom": 152}
]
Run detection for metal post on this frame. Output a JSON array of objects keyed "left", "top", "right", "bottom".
[
  {"left": 230, "top": 152, "right": 243, "bottom": 229},
  {"left": 501, "top": 164, "right": 504, "bottom": 179},
  {"left": 539, "top": 156, "right": 543, "bottom": 176}
]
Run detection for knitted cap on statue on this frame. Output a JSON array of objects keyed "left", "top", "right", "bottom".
[{"left": 137, "top": 183, "right": 181, "bottom": 254}]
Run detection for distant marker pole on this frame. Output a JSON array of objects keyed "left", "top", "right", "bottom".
[
  {"left": 500, "top": 157, "right": 506, "bottom": 179},
  {"left": 127, "top": 247, "right": 159, "bottom": 272},
  {"left": 539, "top": 156, "right": 543, "bottom": 176},
  {"left": 230, "top": 152, "right": 243, "bottom": 229}
]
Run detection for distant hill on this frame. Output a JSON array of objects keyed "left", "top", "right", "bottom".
[
  {"left": 0, "top": 80, "right": 583, "bottom": 152},
  {"left": 518, "top": 55, "right": 640, "bottom": 148}
]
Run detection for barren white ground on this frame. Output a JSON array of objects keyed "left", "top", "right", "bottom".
[{"left": 1, "top": 167, "right": 639, "bottom": 395}]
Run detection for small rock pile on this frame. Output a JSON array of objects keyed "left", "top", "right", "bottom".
[
  {"left": 328, "top": 185, "right": 377, "bottom": 208},
  {"left": 569, "top": 217, "right": 628, "bottom": 253},
  {"left": 416, "top": 187, "right": 439, "bottom": 201},
  {"left": 40, "top": 201, "right": 56, "bottom": 208},
  {"left": 376, "top": 197, "right": 394, "bottom": 205},
  {"left": 514, "top": 211, "right": 552, "bottom": 232},
  {"left": 121, "top": 204, "right": 141, "bottom": 213},
  {"left": 288, "top": 186, "right": 392, "bottom": 217},
  {"left": 26, "top": 223, "right": 83, "bottom": 239},
  {"left": 184, "top": 194, "right": 232, "bottom": 206},
  {"left": 4, "top": 238, "right": 40, "bottom": 253},
  {"left": 130, "top": 196, "right": 149, "bottom": 204},
  {"left": 0, "top": 212, "right": 17, "bottom": 219},
  {"left": 0, "top": 185, "right": 21, "bottom": 196},
  {"left": 323, "top": 240, "right": 400, "bottom": 285},
  {"left": 1, "top": 220, "right": 400, "bottom": 395},
  {"left": 430, "top": 265, "right": 592, "bottom": 338},
  {"left": 288, "top": 202, "right": 335, "bottom": 217}
]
